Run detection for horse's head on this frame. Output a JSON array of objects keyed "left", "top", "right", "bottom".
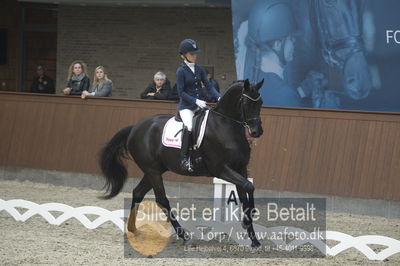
[
  {"left": 241, "top": 79, "right": 264, "bottom": 138},
  {"left": 314, "top": 0, "right": 372, "bottom": 100},
  {"left": 215, "top": 79, "right": 264, "bottom": 139}
]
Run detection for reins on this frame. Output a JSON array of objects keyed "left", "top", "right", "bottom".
[
  {"left": 209, "top": 108, "right": 245, "bottom": 126},
  {"left": 208, "top": 92, "right": 261, "bottom": 134}
]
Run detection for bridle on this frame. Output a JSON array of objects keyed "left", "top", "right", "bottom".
[
  {"left": 210, "top": 91, "right": 262, "bottom": 135},
  {"left": 240, "top": 92, "right": 262, "bottom": 134},
  {"left": 313, "top": 0, "right": 364, "bottom": 71}
]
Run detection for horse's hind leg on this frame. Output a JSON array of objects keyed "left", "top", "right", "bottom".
[
  {"left": 147, "top": 172, "right": 190, "bottom": 242},
  {"left": 127, "top": 177, "right": 152, "bottom": 232}
]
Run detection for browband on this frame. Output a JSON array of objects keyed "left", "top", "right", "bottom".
[{"left": 242, "top": 93, "right": 261, "bottom": 102}]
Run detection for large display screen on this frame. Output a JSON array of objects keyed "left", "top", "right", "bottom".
[{"left": 232, "top": 0, "right": 400, "bottom": 111}]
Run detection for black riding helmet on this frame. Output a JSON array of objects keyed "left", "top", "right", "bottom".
[{"left": 179, "top": 39, "right": 201, "bottom": 54}]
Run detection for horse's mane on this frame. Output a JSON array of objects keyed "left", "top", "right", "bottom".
[
  {"left": 219, "top": 80, "right": 244, "bottom": 101},
  {"left": 212, "top": 80, "right": 244, "bottom": 113}
]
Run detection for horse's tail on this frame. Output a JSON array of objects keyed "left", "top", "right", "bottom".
[{"left": 99, "top": 125, "right": 133, "bottom": 199}]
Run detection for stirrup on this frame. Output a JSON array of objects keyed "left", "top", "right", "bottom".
[{"left": 181, "top": 157, "right": 194, "bottom": 172}]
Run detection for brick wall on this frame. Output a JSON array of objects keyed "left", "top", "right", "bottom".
[{"left": 56, "top": 6, "right": 236, "bottom": 98}]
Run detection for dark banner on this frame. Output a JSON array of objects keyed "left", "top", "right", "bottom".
[{"left": 232, "top": 0, "right": 400, "bottom": 111}]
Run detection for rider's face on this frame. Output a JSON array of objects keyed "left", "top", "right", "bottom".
[
  {"left": 284, "top": 35, "right": 296, "bottom": 62},
  {"left": 184, "top": 53, "right": 197, "bottom": 63}
]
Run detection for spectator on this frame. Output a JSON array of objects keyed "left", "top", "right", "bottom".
[
  {"left": 140, "top": 71, "right": 172, "bottom": 100},
  {"left": 81, "top": 66, "right": 112, "bottom": 99},
  {"left": 29, "top": 65, "right": 55, "bottom": 94},
  {"left": 63, "top": 60, "right": 90, "bottom": 96},
  {"left": 203, "top": 68, "right": 220, "bottom": 102},
  {"left": 168, "top": 84, "right": 180, "bottom": 101},
  {"left": 205, "top": 69, "right": 220, "bottom": 92}
]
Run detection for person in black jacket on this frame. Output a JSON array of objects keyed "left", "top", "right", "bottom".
[
  {"left": 63, "top": 60, "right": 90, "bottom": 96},
  {"left": 140, "top": 72, "right": 172, "bottom": 100},
  {"left": 29, "top": 65, "right": 55, "bottom": 94},
  {"left": 168, "top": 83, "right": 179, "bottom": 101},
  {"left": 203, "top": 68, "right": 220, "bottom": 103}
]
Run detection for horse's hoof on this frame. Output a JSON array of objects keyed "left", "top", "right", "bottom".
[
  {"left": 126, "top": 223, "right": 136, "bottom": 234},
  {"left": 241, "top": 220, "right": 251, "bottom": 230},
  {"left": 182, "top": 238, "right": 191, "bottom": 246},
  {"left": 251, "top": 239, "right": 261, "bottom": 248},
  {"left": 126, "top": 226, "right": 136, "bottom": 234},
  {"left": 183, "top": 231, "right": 191, "bottom": 241},
  {"left": 182, "top": 234, "right": 193, "bottom": 246},
  {"left": 178, "top": 230, "right": 192, "bottom": 243}
]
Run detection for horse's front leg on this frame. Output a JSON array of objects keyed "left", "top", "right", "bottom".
[
  {"left": 236, "top": 186, "right": 260, "bottom": 247},
  {"left": 240, "top": 168, "right": 257, "bottom": 230},
  {"left": 219, "top": 165, "right": 260, "bottom": 247},
  {"left": 219, "top": 165, "right": 254, "bottom": 192}
]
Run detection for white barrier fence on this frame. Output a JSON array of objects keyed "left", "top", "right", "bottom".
[{"left": 1, "top": 198, "right": 400, "bottom": 260}]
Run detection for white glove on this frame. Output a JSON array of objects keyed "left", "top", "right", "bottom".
[{"left": 195, "top": 99, "right": 207, "bottom": 109}]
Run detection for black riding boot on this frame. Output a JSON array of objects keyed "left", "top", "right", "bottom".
[{"left": 181, "top": 127, "right": 193, "bottom": 172}]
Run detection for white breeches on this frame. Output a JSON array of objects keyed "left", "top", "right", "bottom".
[{"left": 179, "top": 109, "right": 194, "bottom": 131}]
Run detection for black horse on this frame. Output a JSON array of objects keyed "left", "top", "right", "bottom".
[{"left": 99, "top": 79, "right": 264, "bottom": 247}]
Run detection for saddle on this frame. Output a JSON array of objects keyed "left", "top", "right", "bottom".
[{"left": 162, "top": 109, "right": 209, "bottom": 150}]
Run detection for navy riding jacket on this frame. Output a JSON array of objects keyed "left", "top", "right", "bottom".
[{"left": 176, "top": 63, "right": 221, "bottom": 110}]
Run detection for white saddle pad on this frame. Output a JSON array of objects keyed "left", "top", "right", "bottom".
[{"left": 162, "top": 110, "right": 209, "bottom": 149}]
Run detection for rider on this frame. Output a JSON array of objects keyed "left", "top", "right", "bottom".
[{"left": 176, "top": 39, "right": 221, "bottom": 172}]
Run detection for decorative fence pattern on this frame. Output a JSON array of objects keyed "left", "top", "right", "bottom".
[{"left": 1, "top": 198, "right": 399, "bottom": 261}]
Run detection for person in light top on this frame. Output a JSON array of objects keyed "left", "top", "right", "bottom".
[{"left": 81, "top": 66, "right": 112, "bottom": 99}]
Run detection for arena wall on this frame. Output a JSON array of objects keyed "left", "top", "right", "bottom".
[{"left": 1, "top": 92, "right": 399, "bottom": 201}]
